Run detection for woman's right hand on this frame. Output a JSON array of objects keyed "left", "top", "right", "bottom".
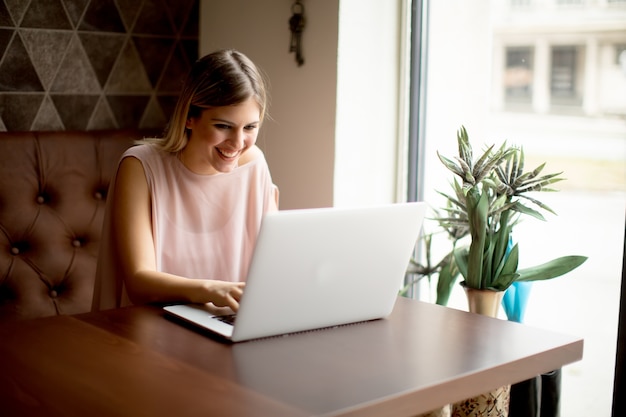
[{"left": 197, "top": 280, "right": 246, "bottom": 312}]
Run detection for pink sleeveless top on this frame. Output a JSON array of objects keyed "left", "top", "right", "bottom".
[{"left": 93, "top": 144, "right": 277, "bottom": 310}]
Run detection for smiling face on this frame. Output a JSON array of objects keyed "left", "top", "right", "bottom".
[{"left": 183, "top": 97, "right": 261, "bottom": 174}]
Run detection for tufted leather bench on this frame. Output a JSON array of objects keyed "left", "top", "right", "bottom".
[{"left": 0, "top": 129, "right": 157, "bottom": 323}]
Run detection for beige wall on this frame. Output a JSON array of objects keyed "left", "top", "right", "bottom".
[{"left": 200, "top": 0, "right": 406, "bottom": 209}]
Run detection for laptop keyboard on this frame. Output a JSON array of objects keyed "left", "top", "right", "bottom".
[{"left": 216, "top": 314, "right": 237, "bottom": 325}]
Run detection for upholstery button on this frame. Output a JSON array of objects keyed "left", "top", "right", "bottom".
[
  {"left": 94, "top": 191, "right": 104, "bottom": 200},
  {"left": 36, "top": 195, "right": 45, "bottom": 204},
  {"left": 11, "top": 247, "right": 19, "bottom": 255},
  {"left": 50, "top": 290, "right": 58, "bottom": 298},
  {"left": 72, "top": 239, "right": 82, "bottom": 248}
]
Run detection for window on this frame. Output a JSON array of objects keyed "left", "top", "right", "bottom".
[
  {"left": 505, "top": 47, "right": 534, "bottom": 103},
  {"left": 616, "top": 44, "right": 626, "bottom": 66},
  {"left": 551, "top": 46, "right": 581, "bottom": 105},
  {"left": 408, "top": 2, "right": 625, "bottom": 416}
]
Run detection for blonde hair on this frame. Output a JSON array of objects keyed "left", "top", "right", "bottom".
[{"left": 151, "top": 49, "right": 268, "bottom": 153}]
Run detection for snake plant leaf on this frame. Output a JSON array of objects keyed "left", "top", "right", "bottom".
[
  {"left": 513, "top": 164, "right": 546, "bottom": 187},
  {"left": 454, "top": 246, "right": 469, "bottom": 281},
  {"left": 436, "top": 258, "right": 460, "bottom": 306},
  {"left": 508, "top": 201, "right": 547, "bottom": 221},
  {"left": 490, "top": 272, "right": 519, "bottom": 291},
  {"left": 517, "top": 176, "right": 565, "bottom": 193},
  {"left": 516, "top": 256, "right": 588, "bottom": 282},
  {"left": 481, "top": 176, "right": 501, "bottom": 190},
  {"left": 475, "top": 148, "right": 508, "bottom": 183},
  {"left": 457, "top": 126, "right": 473, "bottom": 166},
  {"left": 437, "top": 152, "right": 465, "bottom": 178},
  {"left": 495, "top": 242, "right": 519, "bottom": 286},
  {"left": 456, "top": 157, "right": 476, "bottom": 184},
  {"left": 516, "top": 194, "right": 557, "bottom": 215},
  {"left": 490, "top": 194, "right": 510, "bottom": 211},
  {"left": 530, "top": 162, "right": 546, "bottom": 177},
  {"left": 495, "top": 164, "right": 509, "bottom": 184},
  {"left": 436, "top": 190, "right": 466, "bottom": 211},
  {"left": 472, "top": 144, "right": 496, "bottom": 175},
  {"left": 519, "top": 171, "right": 563, "bottom": 186},
  {"left": 505, "top": 148, "right": 522, "bottom": 184},
  {"left": 482, "top": 236, "right": 496, "bottom": 287},
  {"left": 466, "top": 190, "right": 489, "bottom": 288}
]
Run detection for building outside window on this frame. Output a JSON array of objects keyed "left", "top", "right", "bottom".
[
  {"left": 504, "top": 46, "right": 534, "bottom": 105},
  {"left": 551, "top": 45, "right": 582, "bottom": 106},
  {"left": 617, "top": 44, "right": 626, "bottom": 66}
]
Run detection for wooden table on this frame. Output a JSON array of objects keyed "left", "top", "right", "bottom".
[{"left": 0, "top": 297, "right": 583, "bottom": 417}]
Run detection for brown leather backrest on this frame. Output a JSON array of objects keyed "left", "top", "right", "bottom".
[{"left": 0, "top": 129, "right": 157, "bottom": 323}]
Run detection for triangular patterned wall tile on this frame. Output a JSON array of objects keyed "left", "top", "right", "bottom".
[
  {"left": 105, "top": 39, "right": 152, "bottom": 93},
  {"left": 20, "top": 0, "right": 72, "bottom": 30},
  {"left": 157, "top": 94, "right": 178, "bottom": 121},
  {"left": 115, "top": 0, "right": 142, "bottom": 32},
  {"left": 133, "top": 0, "right": 175, "bottom": 36},
  {"left": 79, "top": 32, "right": 126, "bottom": 87},
  {"left": 182, "top": 0, "right": 199, "bottom": 37},
  {"left": 50, "top": 35, "right": 101, "bottom": 93},
  {"left": 4, "top": 0, "right": 30, "bottom": 26},
  {"left": 87, "top": 96, "right": 117, "bottom": 130},
  {"left": 181, "top": 39, "right": 199, "bottom": 67},
  {"left": 140, "top": 95, "right": 167, "bottom": 129},
  {"left": 157, "top": 42, "right": 190, "bottom": 93},
  {"left": 20, "top": 29, "right": 73, "bottom": 90},
  {"left": 79, "top": 0, "right": 125, "bottom": 32},
  {"left": 132, "top": 36, "right": 175, "bottom": 88},
  {"left": 0, "top": 0, "right": 198, "bottom": 131},
  {"left": 50, "top": 94, "right": 99, "bottom": 130},
  {"left": 0, "top": 93, "right": 44, "bottom": 131},
  {"left": 0, "top": 1, "right": 14, "bottom": 26},
  {"left": 0, "top": 28, "right": 12, "bottom": 58},
  {"left": 106, "top": 95, "right": 150, "bottom": 128},
  {"left": 163, "top": 0, "right": 195, "bottom": 34},
  {"left": 32, "top": 94, "right": 64, "bottom": 130},
  {"left": 0, "top": 34, "right": 44, "bottom": 91},
  {"left": 61, "top": 0, "right": 90, "bottom": 28}
]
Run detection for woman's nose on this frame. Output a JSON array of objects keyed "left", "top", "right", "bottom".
[{"left": 230, "top": 129, "right": 246, "bottom": 147}]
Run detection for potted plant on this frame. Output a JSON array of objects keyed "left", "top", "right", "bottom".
[
  {"left": 439, "top": 126, "right": 586, "bottom": 299},
  {"left": 409, "top": 126, "right": 587, "bottom": 311},
  {"left": 405, "top": 126, "right": 588, "bottom": 417}
]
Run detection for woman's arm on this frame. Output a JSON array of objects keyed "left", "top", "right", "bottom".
[{"left": 110, "top": 156, "right": 245, "bottom": 311}]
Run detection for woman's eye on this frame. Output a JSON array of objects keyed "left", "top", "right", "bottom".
[
  {"left": 245, "top": 125, "right": 258, "bottom": 131},
  {"left": 215, "top": 124, "right": 231, "bottom": 129}
]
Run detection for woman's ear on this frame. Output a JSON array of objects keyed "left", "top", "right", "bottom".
[{"left": 185, "top": 117, "right": 194, "bottom": 130}]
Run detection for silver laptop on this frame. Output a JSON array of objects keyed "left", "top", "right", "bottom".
[{"left": 163, "top": 202, "right": 426, "bottom": 342}]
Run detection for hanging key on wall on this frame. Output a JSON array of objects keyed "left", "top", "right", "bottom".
[{"left": 289, "top": 0, "right": 305, "bottom": 66}]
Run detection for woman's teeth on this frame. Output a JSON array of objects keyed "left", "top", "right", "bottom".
[{"left": 218, "top": 148, "right": 238, "bottom": 158}]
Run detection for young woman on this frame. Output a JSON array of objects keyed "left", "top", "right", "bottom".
[{"left": 93, "top": 49, "right": 278, "bottom": 313}]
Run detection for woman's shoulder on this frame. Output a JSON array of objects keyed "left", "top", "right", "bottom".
[
  {"left": 239, "top": 145, "right": 267, "bottom": 166},
  {"left": 122, "top": 143, "right": 173, "bottom": 167},
  {"left": 123, "top": 143, "right": 159, "bottom": 158}
]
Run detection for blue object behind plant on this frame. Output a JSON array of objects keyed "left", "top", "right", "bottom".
[{"left": 502, "top": 281, "right": 533, "bottom": 323}]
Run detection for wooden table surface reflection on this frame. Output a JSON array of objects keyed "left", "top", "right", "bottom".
[{"left": 0, "top": 297, "right": 583, "bottom": 417}]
